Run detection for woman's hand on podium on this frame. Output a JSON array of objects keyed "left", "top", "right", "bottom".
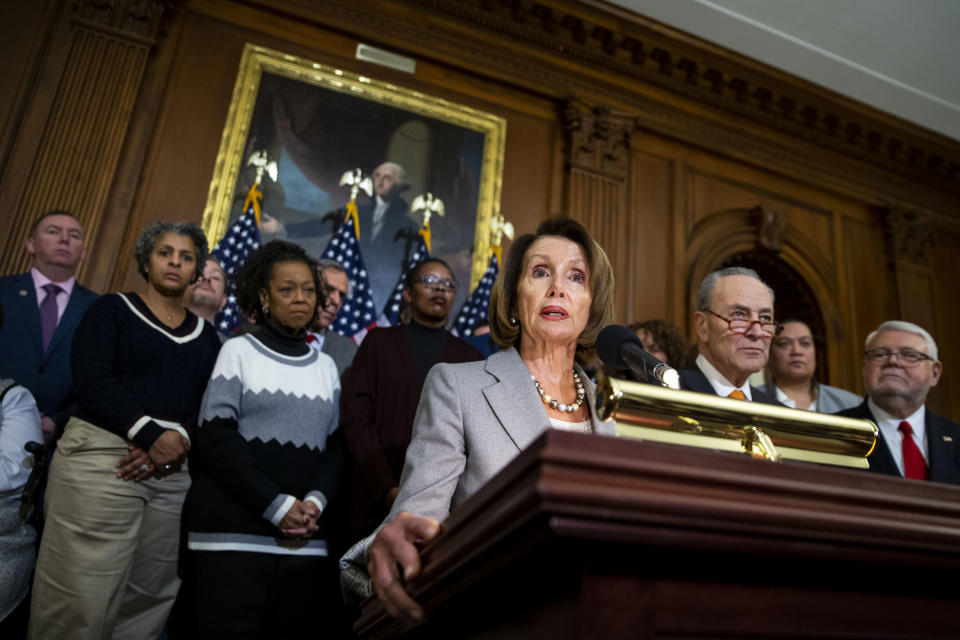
[{"left": 367, "top": 511, "right": 441, "bottom": 621}]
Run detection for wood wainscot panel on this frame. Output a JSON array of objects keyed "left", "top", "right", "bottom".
[
  {"left": 931, "top": 225, "right": 960, "bottom": 420},
  {"left": 0, "top": 0, "right": 171, "bottom": 282},
  {"left": 842, "top": 213, "right": 898, "bottom": 391},
  {"left": 883, "top": 207, "right": 950, "bottom": 416},
  {"left": 561, "top": 99, "right": 633, "bottom": 323},
  {"left": 626, "top": 144, "right": 673, "bottom": 324}
]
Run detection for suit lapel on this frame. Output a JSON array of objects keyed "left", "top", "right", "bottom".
[
  {"left": 926, "top": 413, "right": 960, "bottom": 484},
  {"left": 13, "top": 274, "right": 44, "bottom": 356},
  {"left": 679, "top": 368, "right": 716, "bottom": 395},
  {"left": 482, "top": 348, "right": 551, "bottom": 452},
  {"left": 853, "top": 402, "right": 901, "bottom": 476}
]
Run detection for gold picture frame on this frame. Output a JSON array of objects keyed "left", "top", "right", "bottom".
[{"left": 201, "top": 43, "right": 506, "bottom": 308}]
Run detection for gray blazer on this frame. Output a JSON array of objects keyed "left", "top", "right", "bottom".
[
  {"left": 759, "top": 382, "right": 862, "bottom": 414},
  {"left": 387, "top": 347, "right": 612, "bottom": 523},
  {"left": 320, "top": 329, "right": 358, "bottom": 381},
  {"left": 340, "top": 347, "right": 613, "bottom": 598}
]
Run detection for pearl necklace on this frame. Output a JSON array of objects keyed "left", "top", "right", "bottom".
[{"left": 532, "top": 370, "right": 586, "bottom": 413}]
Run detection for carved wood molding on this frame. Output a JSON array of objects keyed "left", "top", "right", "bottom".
[
  {"left": 884, "top": 207, "right": 935, "bottom": 266},
  {"left": 749, "top": 205, "right": 787, "bottom": 253},
  {"left": 73, "top": 0, "right": 172, "bottom": 43},
  {"left": 404, "top": 0, "right": 959, "bottom": 191},
  {"left": 244, "top": 0, "right": 960, "bottom": 217},
  {"left": 561, "top": 99, "right": 634, "bottom": 179}
]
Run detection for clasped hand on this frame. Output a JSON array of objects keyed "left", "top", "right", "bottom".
[
  {"left": 279, "top": 499, "right": 320, "bottom": 539},
  {"left": 116, "top": 430, "right": 189, "bottom": 482}
]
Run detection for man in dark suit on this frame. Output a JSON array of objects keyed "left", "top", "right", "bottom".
[
  {"left": 679, "top": 267, "right": 781, "bottom": 405},
  {"left": 307, "top": 258, "right": 358, "bottom": 381},
  {"left": 354, "top": 162, "right": 416, "bottom": 310},
  {"left": 0, "top": 210, "right": 98, "bottom": 443},
  {"left": 835, "top": 321, "right": 959, "bottom": 484}
]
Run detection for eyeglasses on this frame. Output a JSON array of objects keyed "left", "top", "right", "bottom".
[
  {"left": 864, "top": 348, "right": 933, "bottom": 366},
  {"left": 415, "top": 274, "right": 457, "bottom": 292},
  {"left": 705, "top": 309, "right": 782, "bottom": 336}
]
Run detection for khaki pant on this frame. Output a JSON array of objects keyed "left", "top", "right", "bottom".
[{"left": 29, "top": 418, "right": 190, "bottom": 640}]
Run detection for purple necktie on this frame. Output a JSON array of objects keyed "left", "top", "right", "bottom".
[{"left": 40, "top": 283, "right": 62, "bottom": 351}]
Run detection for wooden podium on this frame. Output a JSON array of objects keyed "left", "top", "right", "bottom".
[{"left": 355, "top": 431, "right": 960, "bottom": 639}]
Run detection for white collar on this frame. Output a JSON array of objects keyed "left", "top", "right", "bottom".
[
  {"left": 868, "top": 396, "right": 927, "bottom": 463},
  {"left": 696, "top": 353, "right": 752, "bottom": 400},
  {"left": 773, "top": 385, "right": 817, "bottom": 411}
]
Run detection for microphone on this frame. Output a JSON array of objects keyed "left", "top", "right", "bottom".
[{"left": 596, "top": 325, "right": 681, "bottom": 390}]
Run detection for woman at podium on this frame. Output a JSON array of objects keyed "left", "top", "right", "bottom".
[{"left": 341, "top": 217, "right": 617, "bottom": 620}]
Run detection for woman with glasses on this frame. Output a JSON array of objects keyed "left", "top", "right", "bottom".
[
  {"left": 340, "top": 258, "right": 481, "bottom": 546},
  {"left": 760, "top": 319, "right": 861, "bottom": 413}
]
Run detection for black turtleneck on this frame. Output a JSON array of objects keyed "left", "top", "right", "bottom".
[
  {"left": 404, "top": 319, "right": 447, "bottom": 383},
  {"left": 252, "top": 318, "right": 310, "bottom": 357}
]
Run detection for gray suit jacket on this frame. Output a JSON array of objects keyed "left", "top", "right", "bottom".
[
  {"left": 340, "top": 347, "right": 613, "bottom": 598},
  {"left": 758, "top": 382, "right": 862, "bottom": 414},
  {"left": 320, "top": 329, "right": 358, "bottom": 382},
  {"left": 387, "top": 347, "right": 613, "bottom": 523}
]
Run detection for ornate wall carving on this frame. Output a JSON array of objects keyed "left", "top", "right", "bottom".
[
  {"left": 884, "top": 207, "right": 935, "bottom": 267},
  {"left": 750, "top": 205, "right": 787, "bottom": 253},
  {"left": 561, "top": 99, "right": 634, "bottom": 179}
]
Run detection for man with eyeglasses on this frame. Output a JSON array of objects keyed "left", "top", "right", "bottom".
[
  {"left": 306, "top": 258, "right": 357, "bottom": 380},
  {"left": 834, "top": 321, "right": 959, "bottom": 484},
  {"left": 678, "top": 267, "right": 782, "bottom": 405},
  {"left": 184, "top": 257, "right": 228, "bottom": 327}
]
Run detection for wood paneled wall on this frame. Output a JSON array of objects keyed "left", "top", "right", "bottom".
[{"left": 1, "top": 0, "right": 958, "bottom": 415}]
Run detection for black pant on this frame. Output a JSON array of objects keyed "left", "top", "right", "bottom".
[{"left": 191, "top": 551, "right": 349, "bottom": 639}]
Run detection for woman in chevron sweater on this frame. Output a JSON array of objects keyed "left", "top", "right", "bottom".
[{"left": 184, "top": 241, "right": 345, "bottom": 639}]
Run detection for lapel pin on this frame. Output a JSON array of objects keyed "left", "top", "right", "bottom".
[
  {"left": 19, "top": 289, "right": 28, "bottom": 296},
  {"left": 943, "top": 435, "right": 954, "bottom": 443}
]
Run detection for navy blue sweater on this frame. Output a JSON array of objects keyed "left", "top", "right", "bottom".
[{"left": 71, "top": 292, "right": 220, "bottom": 449}]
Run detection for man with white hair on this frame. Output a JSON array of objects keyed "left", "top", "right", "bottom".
[{"left": 835, "top": 321, "right": 959, "bottom": 484}]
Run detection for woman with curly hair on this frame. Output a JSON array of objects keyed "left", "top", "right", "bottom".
[
  {"left": 29, "top": 221, "right": 221, "bottom": 640},
  {"left": 630, "top": 319, "right": 693, "bottom": 369},
  {"left": 184, "top": 240, "right": 344, "bottom": 638}
]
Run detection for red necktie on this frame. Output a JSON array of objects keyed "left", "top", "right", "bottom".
[
  {"left": 898, "top": 421, "right": 928, "bottom": 480},
  {"left": 305, "top": 334, "right": 317, "bottom": 344}
]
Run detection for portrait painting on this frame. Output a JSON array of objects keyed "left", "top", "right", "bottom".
[{"left": 201, "top": 44, "right": 506, "bottom": 317}]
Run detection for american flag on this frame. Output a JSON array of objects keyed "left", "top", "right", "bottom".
[
  {"left": 452, "top": 254, "right": 498, "bottom": 337},
  {"left": 380, "top": 229, "right": 430, "bottom": 326},
  {"left": 212, "top": 191, "right": 262, "bottom": 336},
  {"left": 320, "top": 202, "right": 378, "bottom": 340}
]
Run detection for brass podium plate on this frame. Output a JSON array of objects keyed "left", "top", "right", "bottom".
[{"left": 596, "top": 376, "right": 877, "bottom": 468}]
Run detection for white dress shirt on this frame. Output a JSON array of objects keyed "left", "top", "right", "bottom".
[
  {"left": 696, "top": 354, "right": 753, "bottom": 400},
  {"left": 868, "top": 397, "right": 927, "bottom": 476},
  {"left": 30, "top": 268, "right": 76, "bottom": 324}
]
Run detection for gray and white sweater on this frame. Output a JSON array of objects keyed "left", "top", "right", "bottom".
[{"left": 186, "top": 324, "right": 343, "bottom": 556}]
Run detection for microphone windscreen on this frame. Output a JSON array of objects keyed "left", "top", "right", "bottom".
[{"left": 596, "top": 324, "right": 644, "bottom": 368}]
